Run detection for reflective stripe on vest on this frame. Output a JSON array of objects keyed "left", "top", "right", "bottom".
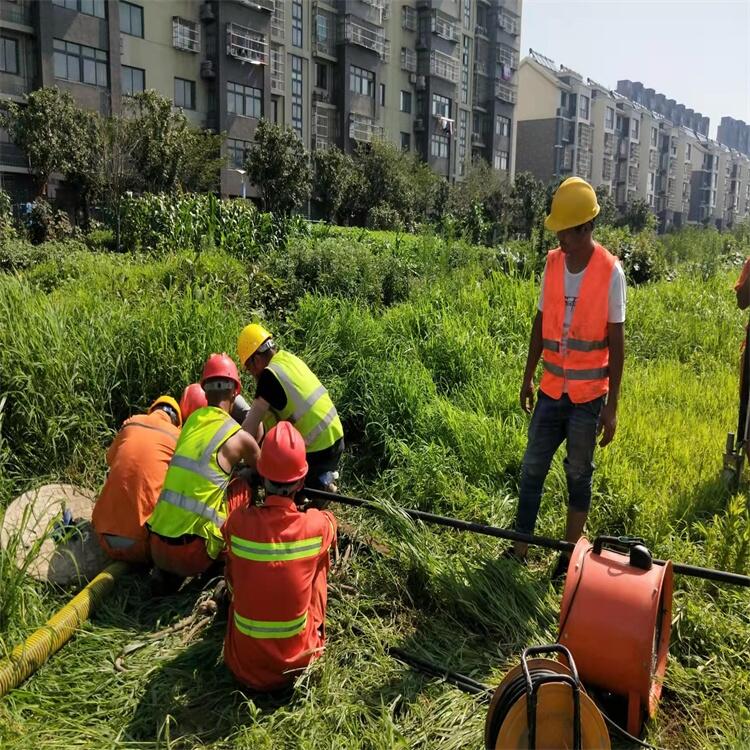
[
  {"left": 233, "top": 610, "right": 308, "bottom": 639},
  {"left": 121, "top": 420, "right": 178, "bottom": 443},
  {"left": 167, "top": 418, "right": 237, "bottom": 488},
  {"left": 543, "top": 361, "right": 609, "bottom": 380},
  {"left": 543, "top": 337, "right": 609, "bottom": 353},
  {"left": 230, "top": 534, "right": 323, "bottom": 562},
  {"left": 264, "top": 351, "right": 343, "bottom": 452},
  {"left": 159, "top": 488, "right": 223, "bottom": 527}
]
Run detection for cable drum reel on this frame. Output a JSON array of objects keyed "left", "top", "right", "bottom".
[
  {"left": 484, "top": 644, "right": 610, "bottom": 750},
  {"left": 558, "top": 536, "right": 673, "bottom": 736}
]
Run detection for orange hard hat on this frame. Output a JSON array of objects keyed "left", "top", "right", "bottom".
[
  {"left": 257, "top": 422, "right": 308, "bottom": 484},
  {"left": 201, "top": 353, "right": 242, "bottom": 396},
  {"left": 179, "top": 383, "right": 207, "bottom": 421}
]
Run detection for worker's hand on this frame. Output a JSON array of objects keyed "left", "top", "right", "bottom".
[
  {"left": 520, "top": 379, "right": 535, "bottom": 414},
  {"left": 597, "top": 401, "right": 617, "bottom": 447}
]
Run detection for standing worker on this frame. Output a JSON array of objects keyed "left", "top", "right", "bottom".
[
  {"left": 236, "top": 324, "right": 344, "bottom": 491},
  {"left": 92, "top": 396, "right": 182, "bottom": 564},
  {"left": 147, "top": 354, "right": 260, "bottom": 581},
  {"left": 510, "top": 177, "right": 626, "bottom": 579},
  {"left": 223, "top": 422, "right": 337, "bottom": 691}
]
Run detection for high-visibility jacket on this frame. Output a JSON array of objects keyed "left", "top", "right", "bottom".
[
  {"left": 540, "top": 243, "right": 616, "bottom": 404},
  {"left": 262, "top": 351, "right": 344, "bottom": 454},
  {"left": 92, "top": 410, "right": 179, "bottom": 542},
  {"left": 222, "top": 495, "right": 337, "bottom": 691},
  {"left": 147, "top": 406, "right": 240, "bottom": 559}
]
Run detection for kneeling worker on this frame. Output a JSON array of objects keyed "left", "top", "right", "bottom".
[
  {"left": 148, "top": 354, "right": 260, "bottom": 578},
  {"left": 236, "top": 323, "right": 344, "bottom": 491},
  {"left": 93, "top": 395, "right": 182, "bottom": 564},
  {"left": 223, "top": 422, "right": 337, "bottom": 692}
]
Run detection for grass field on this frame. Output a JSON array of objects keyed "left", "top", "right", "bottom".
[{"left": 0, "top": 227, "right": 749, "bottom": 749}]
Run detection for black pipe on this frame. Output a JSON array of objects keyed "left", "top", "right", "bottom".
[{"left": 305, "top": 488, "right": 750, "bottom": 588}]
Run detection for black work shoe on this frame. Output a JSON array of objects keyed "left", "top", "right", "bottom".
[
  {"left": 550, "top": 554, "right": 571, "bottom": 583},
  {"left": 501, "top": 548, "right": 528, "bottom": 566}
]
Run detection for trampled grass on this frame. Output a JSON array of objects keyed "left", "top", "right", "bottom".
[{"left": 0, "top": 231, "right": 749, "bottom": 749}]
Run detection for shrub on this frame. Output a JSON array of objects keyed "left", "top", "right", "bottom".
[
  {"left": 0, "top": 238, "right": 87, "bottom": 273},
  {"left": 23, "top": 199, "right": 76, "bottom": 244},
  {"left": 595, "top": 225, "right": 665, "bottom": 284},
  {"left": 366, "top": 203, "right": 403, "bottom": 231},
  {"left": 0, "top": 188, "right": 15, "bottom": 240}
]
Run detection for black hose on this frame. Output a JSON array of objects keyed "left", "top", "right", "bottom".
[{"left": 306, "top": 488, "right": 750, "bottom": 588}]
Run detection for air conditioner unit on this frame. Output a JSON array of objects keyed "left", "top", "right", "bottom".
[
  {"left": 416, "top": 75, "right": 426, "bottom": 90},
  {"left": 408, "top": 73, "right": 417, "bottom": 85}
]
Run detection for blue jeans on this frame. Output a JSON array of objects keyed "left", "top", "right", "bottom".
[{"left": 516, "top": 391, "right": 604, "bottom": 535}]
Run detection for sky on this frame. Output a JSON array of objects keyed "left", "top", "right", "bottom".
[{"left": 520, "top": 0, "right": 750, "bottom": 139}]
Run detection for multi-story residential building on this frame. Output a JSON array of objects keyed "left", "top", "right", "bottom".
[
  {"left": 516, "top": 49, "right": 750, "bottom": 231},
  {"left": 717, "top": 116, "right": 750, "bottom": 157},
  {"left": 0, "top": 0, "right": 522, "bottom": 205}
]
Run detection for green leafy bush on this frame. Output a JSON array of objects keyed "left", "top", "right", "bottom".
[
  {"left": 595, "top": 225, "right": 666, "bottom": 284},
  {"left": 23, "top": 199, "right": 77, "bottom": 245},
  {"left": 0, "top": 238, "right": 88, "bottom": 273},
  {"left": 0, "top": 188, "right": 15, "bottom": 240}
]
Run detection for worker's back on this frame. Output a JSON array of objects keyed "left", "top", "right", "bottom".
[
  {"left": 93, "top": 410, "right": 180, "bottom": 544},
  {"left": 222, "top": 496, "right": 337, "bottom": 691}
]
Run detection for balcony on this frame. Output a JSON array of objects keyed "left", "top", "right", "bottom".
[
  {"left": 230, "top": 0, "right": 274, "bottom": 11},
  {"left": 474, "top": 59, "right": 489, "bottom": 77},
  {"left": 498, "top": 11, "right": 519, "bottom": 35},
  {"left": 349, "top": 113, "right": 383, "bottom": 143},
  {"left": 494, "top": 82, "right": 516, "bottom": 104},
  {"left": 496, "top": 45, "right": 518, "bottom": 69},
  {"left": 432, "top": 10, "right": 458, "bottom": 42},
  {"left": 429, "top": 49, "right": 459, "bottom": 84},
  {"left": 271, "top": 0, "right": 284, "bottom": 41},
  {"left": 340, "top": 17, "right": 389, "bottom": 61},
  {"left": 313, "top": 105, "right": 335, "bottom": 149},
  {"left": 226, "top": 23, "right": 268, "bottom": 65},
  {"left": 475, "top": 24, "right": 488, "bottom": 39},
  {"left": 172, "top": 17, "right": 200, "bottom": 53},
  {"left": 400, "top": 47, "right": 416, "bottom": 73},
  {"left": 270, "top": 47, "right": 284, "bottom": 93}
]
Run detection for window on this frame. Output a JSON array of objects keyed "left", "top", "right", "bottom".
[
  {"left": 53, "top": 0, "right": 105, "bottom": 18},
  {"left": 292, "top": 0, "right": 303, "bottom": 48},
  {"left": 120, "top": 2, "right": 143, "bottom": 37},
  {"left": 495, "top": 115, "right": 510, "bottom": 137},
  {"left": 314, "top": 62, "right": 327, "bottom": 90},
  {"left": 605, "top": 107, "right": 614, "bottom": 130},
  {"left": 461, "top": 36, "right": 469, "bottom": 105},
  {"left": 271, "top": 98, "right": 280, "bottom": 124},
  {"left": 291, "top": 55, "right": 303, "bottom": 137},
  {"left": 350, "top": 65, "right": 374, "bottom": 97},
  {"left": 401, "top": 6, "right": 416, "bottom": 32},
  {"left": 650, "top": 127, "right": 658, "bottom": 148},
  {"left": 227, "top": 81, "right": 263, "bottom": 118},
  {"left": 378, "top": 83, "right": 385, "bottom": 106},
  {"left": 172, "top": 17, "right": 199, "bottom": 52},
  {"left": 431, "top": 134, "right": 449, "bottom": 159},
  {"left": 400, "top": 90, "right": 412, "bottom": 113},
  {"left": 0, "top": 37, "right": 18, "bottom": 74},
  {"left": 630, "top": 117, "right": 639, "bottom": 140},
  {"left": 315, "top": 12, "right": 328, "bottom": 44},
  {"left": 174, "top": 77, "right": 195, "bottom": 109},
  {"left": 463, "top": 0, "right": 471, "bottom": 29},
  {"left": 432, "top": 93, "right": 450, "bottom": 118},
  {"left": 227, "top": 138, "right": 250, "bottom": 168},
  {"left": 121, "top": 65, "right": 144, "bottom": 95},
  {"left": 578, "top": 94, "right": 589, "bottom": 120},
  {"left": 670, "top": 138, "right": 677, "bottom": 156},
  {"left": 686, "top": 143, "right": 692, "bottom": 160},
  {"left": 458, "top": 109, "right": 468, "bottom": 176},
  {"left": 648, "top": 171, "right": 655, "bottom": 191},
  {"left": 53, "top": 39, "right": 108, "bottom": 86},
  {"left": 494, "top": 150, "right": 509, "bottom": 171},
  {"left": 400, "top": 131, "right": 411, "bottom": 151}
]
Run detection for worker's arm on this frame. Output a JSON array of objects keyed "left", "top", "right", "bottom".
[
  {"left": 520, "top": 310, "right": 543, "bottom": 413},
  {"left": 218, "top": 430, "right": 261, "bottom": 472},
  {"left": 598, "top": 322, "right": 624, "bottom": 448},
  {"left": 737, "top": 276, "right": 750, "bottom": 310},
  {"left": 242, "top": 398, "right": 270, "bottom": 443}
]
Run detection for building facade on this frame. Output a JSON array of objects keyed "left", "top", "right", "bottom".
[
  {"left": 516, "top": 50, "right": 750, "bottom": 231},
  {"left": 0, "top": 0, "right": 522, "bottom": 203},
  {"left": 717, "top": 116, "right": 750, "bottom": 158}
]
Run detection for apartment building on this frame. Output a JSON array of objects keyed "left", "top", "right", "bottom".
[
  {"left": 515, "top": 50, "right": 750, "bottom": 231},
  {"left": 717, "top": 116, "right": 750, "bottom": 158},
  {"left": 0, "top": 0, "right": 522, "bottom": 204}
]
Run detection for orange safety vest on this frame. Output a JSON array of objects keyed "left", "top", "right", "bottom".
[
  {"left": 222, "top": 496, "right": 337, "bottom": 691},
  {"left": 540, "top": 243, "right": 616, "bottom": 404}
]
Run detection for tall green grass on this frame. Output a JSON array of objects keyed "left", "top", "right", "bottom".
[{"left": 0, "top": 230, "right": 748, "bottom": 748}]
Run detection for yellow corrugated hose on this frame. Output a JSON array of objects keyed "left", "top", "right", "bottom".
[{"left": 0, "top": 562, "right": 128, "bottom": 697}]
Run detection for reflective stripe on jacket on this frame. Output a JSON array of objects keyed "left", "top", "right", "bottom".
[
  {"left": 222, "top": 495, "right": 337, "bottom": 691},
  {"left": 147, "top": 406, "right": 240, "bottom": 559},
  {"left": 261, "top": 350, "right": 344, "bottom": 453},
  {"left": 540, "top": 243, "right": 616, "bottom": 403}
]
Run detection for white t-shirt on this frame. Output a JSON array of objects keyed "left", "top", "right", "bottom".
[{"left": 538, "top": 256, "right": 627, "bottom": 391}]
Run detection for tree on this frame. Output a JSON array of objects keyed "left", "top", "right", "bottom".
[
  {"left": 508, "top": 171, "right": 546, "bottom": 239},
  {"left": 312, "top": 147, "right": 357, "bottom": 223},
  {"left": 66, "top": 109, "right": 104, "bottom": 226},
  {"left": 245, "top": 120, "right": 311, "bottom": 216},
  {"left": 0, "top": 87, "right": 81, "bottom": 196},
  {"left": 620, "top": 197, "right": 657, "bottom": 233},
  {"left": 595, "top": 185, "right": 618, "bottom": 227}
]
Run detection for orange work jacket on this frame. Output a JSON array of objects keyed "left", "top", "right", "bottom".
[
  {"left": 92, "top": 410, "right": 180, "bottom": 542},
  {"left": 540, "top": 243, "right": 616, "bottom": 404},
  {"left": 223, "top": 496, "right": 337, "bottom": 691}
]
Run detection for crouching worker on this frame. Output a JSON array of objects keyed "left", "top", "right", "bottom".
[
  {"left": 147, "top": 354, "right": 260, "bottom": 580},
  {"left": 223, "top": 422, "right": 337, "bottom": 692},
  {"left": 92, "top": 396, "right": 182, "bottom": 564}
]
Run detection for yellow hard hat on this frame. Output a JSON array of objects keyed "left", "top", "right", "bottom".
[
  {"left": 148, "top": 395, "right": 182, "bottom": 426},
  {"left": 237, "top": 323, "right": 273, "bottom": 367},
  {"left": 544, "top": 177, "right": 600, "bottom": 232}
]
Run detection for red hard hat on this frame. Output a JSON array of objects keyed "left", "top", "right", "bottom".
[
  {"left": 179, "top": 383, "right": 207, "bottom": 421},
  {"left": 200, "top": 353, "right": 242, "bottom": 396},
  {"left": 257, "top": 422, "right": 308, "bottom": 484}
]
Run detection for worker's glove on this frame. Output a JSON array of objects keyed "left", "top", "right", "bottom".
[{"left": 231, "top": 394, "right": 251, "bottom": 425}]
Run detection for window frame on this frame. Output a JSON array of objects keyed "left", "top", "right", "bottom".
[
  {"left": 430, "top": 133, "right": 449, "bottom": 159},
  {"left": 291, "top": 54, "right": 303, "bottom": 137},
  {"left": 400, "top": 131, "right": 411, "bottom": 151},
  {"left": 174, "top": 76, "right": 196, "bottom": 110},
  {"left": 349, "top": 64, "right": 375, "bottom": 98},
  {"left": 53, "top": 0, "right": 106, "bottom": 18},
  {"left": 291, "top": 0, "right": 303, "bottom": 48},
  {"left": 120, "top": 1, "right": 144, "bottom": 38},
  {"left": 53, "top": 38, "right": 108, "bottom": 87},
  {"left": 121, "top": 64, "right": 145, "bottom": 95},
  {"left": 400, "top": 90, "right": 412, "bottom": 114},
  {"left": 226, "top": 80, "right": 263, "bottom": 119},
  {"left": 0, "top": 36, "right": 19, "bottom": 75},
  {"left": 227, "top": 138, "right": 251, "bottom": 169},
  {"left": 431, "top": 93, "right": 451, "bottom": 118}
]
